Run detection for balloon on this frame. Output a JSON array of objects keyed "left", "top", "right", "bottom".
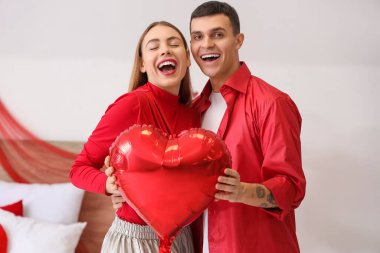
[{"left": 109, "top": 124, "right": 231, "bottom": 252}]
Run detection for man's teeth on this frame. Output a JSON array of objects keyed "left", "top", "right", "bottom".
[
  {"left": 158, "top": 61, "right": 176, "bottom": 68},
  {"left": 201, "top": 54, "right": 220, "bottom": 59}
]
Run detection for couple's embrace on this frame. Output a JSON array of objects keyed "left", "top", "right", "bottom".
[{"left": 70, "top": 1, "right": 306, "bottom": 253}]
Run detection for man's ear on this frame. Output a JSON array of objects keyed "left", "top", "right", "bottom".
[{"left": 235, "top": 33, "right": 244, "bottom": 50}]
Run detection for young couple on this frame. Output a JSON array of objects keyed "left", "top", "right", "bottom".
[{"left": 70, "top": 1, "right": 306, "bottom": 253}]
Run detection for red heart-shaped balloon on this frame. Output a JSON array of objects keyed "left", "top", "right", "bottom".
[{"left": 109, "top": 124, "right": 231, "bottom": 243}]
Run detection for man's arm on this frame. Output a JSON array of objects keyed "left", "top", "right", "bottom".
[
  {"left": 215, "top": 168, "right": 278, "bottom": 208},
  {"left": 216, "top": 96, "right": 305, "bottom": 217}
]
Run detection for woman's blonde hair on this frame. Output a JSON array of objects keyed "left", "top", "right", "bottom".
[{"left": 128, "top": 21, "right": 192, "bottom": 105}]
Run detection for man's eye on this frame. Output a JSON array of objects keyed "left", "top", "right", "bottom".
[
  {"left": 192, "top": 35, "right": 202, "bottom": 40},
  {"left": 214, "top": 33, "right": 223, "bottom": 38},
  {"left": 170, "top": 44, "right": 179, "bottom": 47}
]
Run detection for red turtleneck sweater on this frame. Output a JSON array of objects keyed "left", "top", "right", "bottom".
[{"left": 70, "top": 82, "right": 200, "bottom": 224}]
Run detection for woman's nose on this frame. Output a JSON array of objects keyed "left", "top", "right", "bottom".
[{"left": 160, "top": 45, "right": 172, "bottom": 55}]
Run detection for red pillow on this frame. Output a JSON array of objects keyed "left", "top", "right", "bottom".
[
  {"left": 0, "top": 224, "right": 7, "bottom": 253},
  {"left": 0, "top": 200, "right": 23, "bottom": 216}
]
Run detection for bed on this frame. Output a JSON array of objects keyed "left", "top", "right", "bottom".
[{"left": 0, "top": 140, "right": 115, "bottom": 253}]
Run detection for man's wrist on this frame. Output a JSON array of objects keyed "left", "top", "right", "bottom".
[
  {"left": 237, "top": 182, "right": 253, "bottom": 204},
  {"left": 238, "top": 182, "right": 278, "bottom": 208}
]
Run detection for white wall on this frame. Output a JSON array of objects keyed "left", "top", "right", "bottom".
[{"left": 1, "top": 0, "right": 379, "bottom": 252}]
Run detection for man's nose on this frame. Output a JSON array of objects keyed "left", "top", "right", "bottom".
[{"left": 201, "top": 37, "right": 214, "bottom": 48}]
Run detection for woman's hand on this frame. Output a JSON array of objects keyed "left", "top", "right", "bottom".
[
  {"left": 104, "top": 156, "right": 118, "bottom": 195},
  {"left": 110, "top": 194, "right": 125, "bottom": 210},
  {"left": 104, "top": 156, "right": 126, "bottom": 210}
]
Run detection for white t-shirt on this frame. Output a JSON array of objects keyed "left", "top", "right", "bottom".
[{"left": 201, "top": 91, "right": 227, "bottom": 253}]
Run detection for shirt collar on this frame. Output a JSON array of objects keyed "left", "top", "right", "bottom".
[
  {"left": 193, "top": 62, "right": 251, "bottom": 114},
  {"left": 146, "top": 82, "right": 180, "bottom": 105},
  {"left": 220, "top": 62, "right": 251, "bottom": 94}
]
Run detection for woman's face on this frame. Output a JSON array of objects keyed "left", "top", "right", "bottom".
[{"left": 140, "top": 25, "right": 190, "bottom": 95}]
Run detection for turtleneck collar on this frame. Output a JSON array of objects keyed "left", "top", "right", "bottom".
[{"left": 146, "top": 82, "right": 180, "bottom": 105}]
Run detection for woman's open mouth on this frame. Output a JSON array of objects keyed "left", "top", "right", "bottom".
[{"left": 157, "top": 59, "right": 177, "bottom": 75}]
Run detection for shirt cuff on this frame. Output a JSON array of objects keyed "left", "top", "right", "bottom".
[{"left": 262, "top": 176, "right": 295, "bottom": 221}]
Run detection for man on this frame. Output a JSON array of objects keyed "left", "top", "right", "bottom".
[
  {"left": 189, "top": 1, "right": 306, "bottom": 253},
  {"left": 107, "top": 1, "right": 306, "bottom": 252}
]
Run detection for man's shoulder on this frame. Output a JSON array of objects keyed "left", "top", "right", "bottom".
[
  {"left": 247, "top": 75, "right": 301, "bottom": 119},
  {"left": 248, "top": 75, "right": 290, "bottom": 102}
]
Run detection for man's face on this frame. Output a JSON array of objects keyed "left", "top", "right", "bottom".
[{"left": 190, "top": 14, "right": 243, "bottom": 86}]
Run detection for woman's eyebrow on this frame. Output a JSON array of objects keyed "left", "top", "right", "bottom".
[
  {"left": 167, "top": 36, "right": 181, "bottom": 42},
  {"left": 145, "top": 38, "right": 159, "bottom": 47}
]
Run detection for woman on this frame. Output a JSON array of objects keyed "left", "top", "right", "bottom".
[{"left": 70, "top": 21, "right": 199, "bottom": 253}]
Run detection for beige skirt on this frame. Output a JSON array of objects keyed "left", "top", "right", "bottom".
[{"left": 100, "top": 217, "right": 195, "bottom": 253}]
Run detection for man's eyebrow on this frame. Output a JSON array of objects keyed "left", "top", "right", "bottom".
[
  {"left": 210, "top": 27, "right": 227, "bottom": 33},
  {"left": 191, "top": 27, "right": 227, "bottom": 35}
]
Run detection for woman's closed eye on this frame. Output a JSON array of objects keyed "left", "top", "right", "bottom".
[
  {"left": 146, "top": 41, "right": 160, "bottom": 50},
  {"left": 168, "top": 37, "right": 181, "bottom": 47}
]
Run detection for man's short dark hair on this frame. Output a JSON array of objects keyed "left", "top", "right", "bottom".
[{"left": 190, "top": 1, "right": 240, "bottom": 34}]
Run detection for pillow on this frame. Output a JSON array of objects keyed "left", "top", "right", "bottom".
[
  {"left": 0, "top": 209, "right": 86, "bottom": 253},
  {"left": 0, "top": 200, "right": 23, "bottom": 216},
  {"left": 0, "top": 181, "right": 84, "bottom": 224},
  {"left": 0, "top": 224, "right": 7, "bottom": 253}
]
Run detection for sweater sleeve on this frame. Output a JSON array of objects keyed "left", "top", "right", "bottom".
[
  {"left": 70, "top": 93, "right": 140, "bottom": 194},
  {"left": 260, "top": 96, "right": 306, "bottom": 220}
]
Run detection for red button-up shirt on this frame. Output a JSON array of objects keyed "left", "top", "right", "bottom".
[{"left": 192, "top": 63, "right": 306, "bottom": 253}]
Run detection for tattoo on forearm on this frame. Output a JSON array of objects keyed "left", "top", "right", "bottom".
[
  {"left": 256, "top": 186, "right": 265, "bottom": 198},
  {"left": 259, "top": 203, "right": 268, "bottom": 208},
  {"left": 255, "top": 186, "right": 278, "bottom": 208},
  {"left": 267, "top": 193, "right": 276, "bottom": 205}
]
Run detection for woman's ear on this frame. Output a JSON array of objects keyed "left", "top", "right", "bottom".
[
  {"left": 186, "top": 49, "right": 191, "bottom": 68},
  {"left": 140, "top": 62, "right": 146, "bottom": 73}
]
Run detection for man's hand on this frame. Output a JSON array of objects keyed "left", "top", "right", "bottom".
[
  {"left": 104, "top": 156, "right": 126, "bottom": 210},
  {"left": 215, "top": 168, "right": 278, "bottom": 208},
  {"left": 215, "top": 168, "right": 244, "bottom": 202}
]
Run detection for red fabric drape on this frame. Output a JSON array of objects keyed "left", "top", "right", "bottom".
[
  {"left": 0, "top": 100, "right": 117, "bottom": 253},
  {"left": 0, "top": 100, "right": 77, "bottom": 183}
]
